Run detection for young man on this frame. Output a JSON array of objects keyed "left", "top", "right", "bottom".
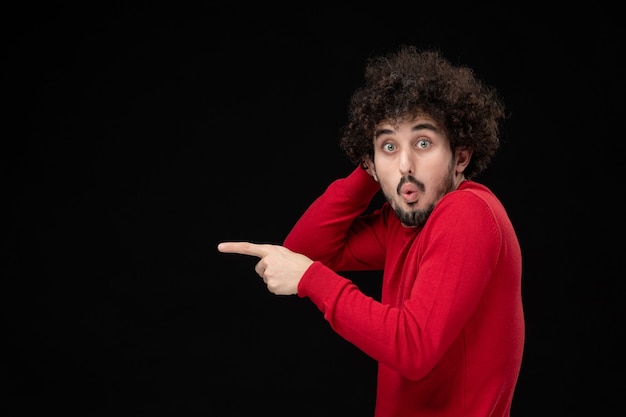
[{"left": 218, "top": 45, "right": 524, "bottom": 416}]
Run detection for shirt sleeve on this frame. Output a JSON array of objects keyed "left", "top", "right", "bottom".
[
  {"left": 296, "top": 190, "right": 504, "bottom": 380},
  {"left": 283, "top": 166, "right": 384, "bottom": 269}
]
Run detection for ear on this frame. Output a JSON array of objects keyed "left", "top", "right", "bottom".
[
  {"left": 361, "top": 156, "right": 378, "bottom": 182},
  {"left": 455, "top": 147, "right": 472, "bottom": 174}
]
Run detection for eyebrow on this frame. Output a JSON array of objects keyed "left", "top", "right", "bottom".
[{"left": 374, "top": 122, "right": 439, "bottom": 139}]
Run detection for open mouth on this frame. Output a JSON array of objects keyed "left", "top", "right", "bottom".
[{"left": 400, "top": 183, "right": 420, "bottom": 204}]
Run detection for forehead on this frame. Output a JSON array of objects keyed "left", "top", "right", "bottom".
[
  {"left": 375, "top": 114, "right": 443, "bottom": 133},
  {"left": 376, "top": 113, "right": 443, "bottom": 130}
]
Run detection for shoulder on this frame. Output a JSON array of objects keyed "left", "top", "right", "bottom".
[
  {"left": 429, "top": 181, "right": 504, "bottom": 233},
  {"left": 441, "top": 180, "right": 502, "bottom": 212}
]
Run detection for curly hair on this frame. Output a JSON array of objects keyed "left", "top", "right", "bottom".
[{"left": 339, "top": 45, "right": 506, "bottom": 179}]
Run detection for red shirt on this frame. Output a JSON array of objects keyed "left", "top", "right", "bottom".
[{"left": 284, "top": 167, "right": 524, "bottom": 417}]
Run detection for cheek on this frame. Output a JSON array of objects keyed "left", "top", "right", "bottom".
[
  {"left": 377, "top": 174, "right": 399, "bottom": 194},
  {"left": 378, "top": 183, "right": 398, "bottom": 201},
  {"left": 423, "top": 158, "right": 452, "bottom": 179}
]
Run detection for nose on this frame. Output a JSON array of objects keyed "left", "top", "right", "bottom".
[{"left": 399, "top": 149, "right": 414, "bottom": 175}]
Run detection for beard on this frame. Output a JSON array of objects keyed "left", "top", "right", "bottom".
[
  {"left": 385, "top": 163, "right": 457, "bottom": 228},
  {"left": 393, "top": 199, "right": 436, "bottom": 227}
]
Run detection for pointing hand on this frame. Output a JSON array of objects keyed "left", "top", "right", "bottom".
[{"left": 217, "top": 241, "right": 314, "bottom": 295}]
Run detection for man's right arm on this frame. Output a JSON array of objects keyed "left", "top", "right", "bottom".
[{"left": 283, "top": 167, "right": 380, "bottom": 265}]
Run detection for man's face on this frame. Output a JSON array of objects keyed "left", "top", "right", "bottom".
[{"left": 369, "top": 115, "right": 470, "bottom": 228}]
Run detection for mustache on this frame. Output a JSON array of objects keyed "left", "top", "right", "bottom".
[{"left": 396, "top": 176, "right": 425, "bottom": 194}]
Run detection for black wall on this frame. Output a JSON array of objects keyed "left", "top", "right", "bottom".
[{"left": 4, "top": 4, "right": 624, "bottom": 416}]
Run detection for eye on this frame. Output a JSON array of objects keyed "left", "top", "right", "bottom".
[
  {"left": 383, "top": 143, "right": 397, "bottom": 152},
  {"left": 416, "top": 139, "right": 431, "bottom": 149}
]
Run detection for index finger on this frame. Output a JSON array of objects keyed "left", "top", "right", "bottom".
[{"left": 217, "top": 241, "right": 271, "bottom": 258}]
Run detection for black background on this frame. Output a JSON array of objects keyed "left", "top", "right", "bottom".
[{"left": 4, "top": 3, "right": 624, "bottom": 416}]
